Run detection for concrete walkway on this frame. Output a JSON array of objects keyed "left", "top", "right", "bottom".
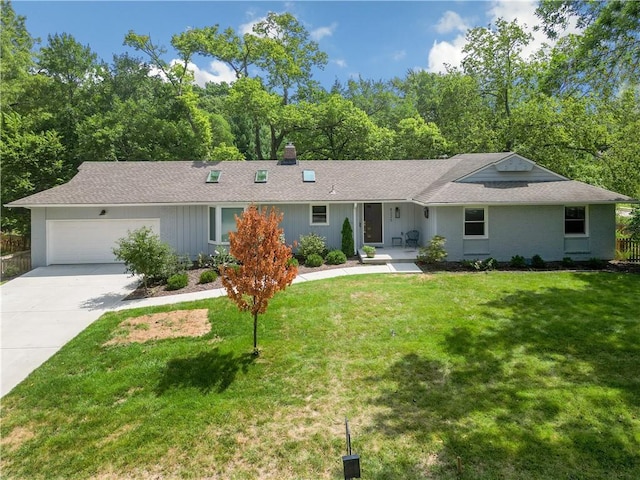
[
  {"left": 115, "top": 262, "right": 421, "bottom": 310},
  {"left": 1, "top": 262, "right": 420, "bottom": 397}
]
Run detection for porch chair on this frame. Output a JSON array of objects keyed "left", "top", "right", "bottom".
[{"left": 405, "top": 230, "right": 419, "bottom": 249}]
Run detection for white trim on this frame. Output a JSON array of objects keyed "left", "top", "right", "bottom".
[
  {"left": 463, "top": 206, "right": 489, "bottom": 239},
  {"left": 309, "top": 204, "right": 330, "bottom": 226},
  {"left": 208, "top": 205, "right": 247, "bottom": 245},
  {"left": 564, "top": 205, "right": 589, "bottom": 238}
]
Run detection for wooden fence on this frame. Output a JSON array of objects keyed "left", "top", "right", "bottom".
[
  {"left": 617, "top": 238, "right": 640, "bottom": 262},
  {"left": 1, "top": 250, "right": 31, "bottom": 278},
  {"left": 1, "top": 233, "right": 30, "bottom": 254}
]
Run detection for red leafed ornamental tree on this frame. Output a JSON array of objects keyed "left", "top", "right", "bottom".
[{"left": 220, "top": 205, "right": 298, "bottom": 355}]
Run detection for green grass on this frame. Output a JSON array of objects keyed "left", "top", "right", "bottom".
[{"left": 2, "top": 272, "right": 639, "bottom": 479}]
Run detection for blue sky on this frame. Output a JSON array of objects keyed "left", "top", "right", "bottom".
[{"left": 14, "top": 1, "right": 555, "bottom": 88}]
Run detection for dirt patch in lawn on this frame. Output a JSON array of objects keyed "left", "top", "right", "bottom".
[
  {"left": 1, "top": 424, "right": 36, "bottom": 452},
  {"left": 105, "top": 309, "right": 211, "bottom": 345}
]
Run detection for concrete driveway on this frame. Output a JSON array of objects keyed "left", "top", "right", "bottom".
[{"left": 1, "top": 264, "right": 139, "bottom": 397}]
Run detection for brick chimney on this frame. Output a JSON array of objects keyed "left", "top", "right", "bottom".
[{"left": 281, "top": 142, "right": 298, "bottom": 165}]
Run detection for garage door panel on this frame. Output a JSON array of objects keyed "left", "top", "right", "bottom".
[{"left": 47, "top": 219, "right": 160, "bottom": 265}]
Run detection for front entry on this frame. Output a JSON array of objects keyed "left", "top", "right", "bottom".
[{"left": 364, "top": 203, "right": 383, "bottom": 243}]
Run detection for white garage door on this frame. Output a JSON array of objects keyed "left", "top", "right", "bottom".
[{"left": 47, "top": 219, "right": 160, "bottom": 265}]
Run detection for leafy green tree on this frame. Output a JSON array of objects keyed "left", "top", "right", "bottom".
[
  {"left": 462, "top": 18, "right": 532, "bottom": 151},
  {"left": 536, "top": 0, "right": 640, "bottom": 95},
  {"left": 394, "top": 116, "right": 448, "bottom": 159}
]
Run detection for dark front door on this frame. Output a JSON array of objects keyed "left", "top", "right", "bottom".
[{"left": 364, "top": 203, "right": 383, "bottom": 243}]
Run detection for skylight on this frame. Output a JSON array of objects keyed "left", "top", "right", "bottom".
[
  {"left": 206, "top": 170, "right": 221, "bottom": 183},
  {"left": 302, "top": 170, "right": 316, "bottom": 182},
  {"left": 255, "top": 170, "right": 268, "bottom": 183}
]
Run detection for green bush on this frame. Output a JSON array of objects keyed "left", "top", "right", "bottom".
[
  {"left": 166, "top": 273, "right": 188, "bottom": 291},
  {"left": 509, "top": 255, "right": 527, "bottom": 268},
  {"left": 198, "top": 270, "right": 218, "bottom": 284},
  {"left": 531, "top": 254, "right": 546, "bottom": 269},
  {"left": 305, "top": 253, "right": 324, "bottom": 267},
  {"left": 417, "top": 235, "right": 447, "bottom": 264},
  {"left": 298, "top": 233, "right": 326, "bottom": 259},
  {"left": 287, "top": 257, "right": 299, "bottom": 268},
  {"left": 362, "top": 245, "right": 376, "bottom": 258},
  {"left": 562, "top": 256, "right": 575, "bottom": 267},
  {"left": 462, "top": 257, "right": 497, "bottom": 271},
  {"left": 341, "top": 218, "right": 354, "bottom": 257},
  {"left": 325, "top": 249, "right": 347, "bottom": 265},
  {"left": 112, "top": 227, "right": 176, "bottom": 289},
  {"left": 586, "top": 257, "right": 607, "bottom": 269}
]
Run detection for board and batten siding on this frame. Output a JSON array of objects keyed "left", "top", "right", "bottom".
[
  {"left": 260, "top": 203, "right": 355, "bottom": 252},
  {"left": 30, "top": 205, "right": 210, "bottom": 267}
]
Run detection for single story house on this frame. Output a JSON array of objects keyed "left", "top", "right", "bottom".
[{"left": 7, "top": 148, "right": 635, "bottom": 267}]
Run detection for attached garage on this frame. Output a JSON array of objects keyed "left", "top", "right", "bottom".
[{"left": 46, "top": 219, "right": 160, "bottom": 265}]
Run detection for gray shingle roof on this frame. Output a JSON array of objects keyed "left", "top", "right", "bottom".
[{"left": 7, "top": 154, "right": 634, "bottom": 207}]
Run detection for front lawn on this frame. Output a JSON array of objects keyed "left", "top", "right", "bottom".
[{"left": 2, "top": 272, "right": 639, "bottom": 479}]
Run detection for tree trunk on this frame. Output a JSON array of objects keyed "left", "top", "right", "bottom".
[{"left": 253, "top": 312, "right": 259, "bottom": 356}]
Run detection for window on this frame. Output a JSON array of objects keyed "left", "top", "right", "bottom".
[
  {"left": 310, "top": 205, "right": 329, "bottom": 225},
  {"left": 464, "top": 207, "right": 487, "bottom": 237},
  {"left": 302, "top": 170, "right": 316, "bottom": 182},
  {"left": 209, "top": 206, "right": 245, "bottom": 243},
  {"left": 565, "top": 206, "right": 587, "bottom": 235},
  {"left": 206, "top": 170, "right": 221, "bottom": 183},
  {"left": 255, "top": 170, "right": 268, "bottom": 183}
]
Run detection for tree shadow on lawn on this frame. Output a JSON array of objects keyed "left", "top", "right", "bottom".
[
  {"left": 156, "top": 348, "right": 255, "bottom": 395},
  {"left": 366, "top": 273, "right": 640, "bottom": 478}
]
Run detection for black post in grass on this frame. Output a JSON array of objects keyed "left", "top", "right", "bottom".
[{"left": 342, "top": 418, "right": 361, "bottom": 479}]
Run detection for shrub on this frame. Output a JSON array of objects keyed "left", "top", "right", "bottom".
[
  {"left": 586, "top": 257, "right": 607, "bottom": 269},
  {"left": 362, "top": 245, "right": 376, "bottom": 258},
  {"left": 341, "top": 218, "right": 355, "bottom": 257},
  {"left": 509, "top": 255, "right": 527, "bottom": 268},
  {"left": 199, "top": 270, "right": 218, "bottom": 284},
  {"left": 562, "top": 256, "right": 575, "bottom": 267},
  {"left": 166, "top": 273, "right": 188, "bottom": 291},
  {"left": 417, "top": 235, "right": 447, "bottom": 264},
  {"left": 298, "top": 233, "right": 326, "bottom": 259},
  {"left": 531, "top": 254, "right": 546, "bottom": 269},
  {"left": 462, "top": 258, "right": 497, "bottom": 271},
  {"left": 325, "top": 249, "right": 347, "bottom": 265},
  {"left": 305, "top": 253, "right": 324, "bottom": 267},
  {"left": 112, "top": 227, "right": 176, "bottom": 289},
  {"left": 287, "top": 257, "right": 299, "bottom": 268}
]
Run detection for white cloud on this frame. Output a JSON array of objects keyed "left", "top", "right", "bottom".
[
  {"left": 148, "top": 60, "right": 237, "bottom": 87},
  {"left": 311, "top": 22, "right": 337, "bottom": 41},
  {"left": 426, "top": 1, "right": 582, "bottom": 73},
  {"left": 427, "top": 34, "right": 467, "bottom": 73},
  {"left": 239, "top": 17, "right": 262, "bottom": 36},
  {"left": 333, "top": 59, "right": 347, "bottom": 68},
  {"left": 189, "top": 60, "right": 237, "bottom": 87},
  {"left": 435, "top": 11, "right": 469, "bottom": 34},
  {"left": 392, "top": 50, "right": 407, "bottom": 61}
]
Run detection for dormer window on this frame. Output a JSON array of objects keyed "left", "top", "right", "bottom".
[
  {"left": 206, "top": 170, "right": 221, "bottom": 183},
  {"left": 303, "top": 170, "right": 316, "bottom": 182},
  {"left": 255, "top": 170, "right": 268, "bottom": 183}
]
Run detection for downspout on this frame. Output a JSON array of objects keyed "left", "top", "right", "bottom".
[{"left": 353, "top": 203, "right": 358, "bottom": 254}]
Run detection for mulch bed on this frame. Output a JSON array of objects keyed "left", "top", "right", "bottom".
[
  {"left": 124, "top": 259, "right": 640, "bottom": 301},
  {"left": 124, "top": 258, "right": 363, "bottom": 300}
]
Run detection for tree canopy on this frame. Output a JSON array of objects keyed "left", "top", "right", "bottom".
[{"left": 2, "top": 0, "right": 638, "bottom": 234}]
